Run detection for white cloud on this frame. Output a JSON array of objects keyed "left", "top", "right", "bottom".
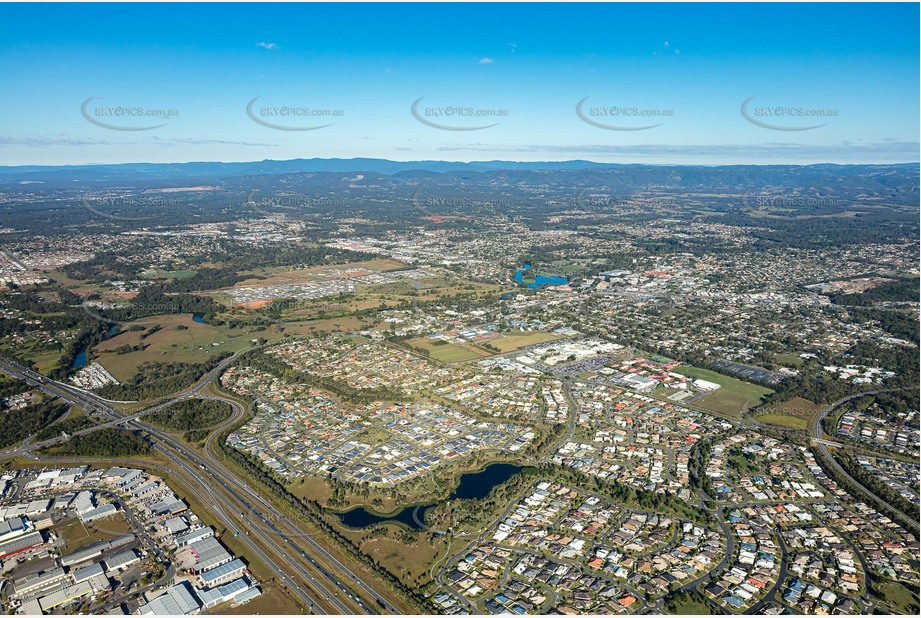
[
  {"left": 479, "top": 57, "right": 494, "bottom": 65},
  {"left": 257, "top": 41, "right": 279, "bottom": 50}
]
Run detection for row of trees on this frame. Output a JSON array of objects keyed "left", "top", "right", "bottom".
[
  {"left": 182, "top": 429, "right": 211, "bottom": 444},
  {"left": 147, "top": 399, "right": 232, "bottom": 431},
  {"left": 0, "top": 401, "right": 67, "bottom": 449},
  {"left": 832, "top": 451, "right": 920, "bottom": 523},
  {"left": 814, "top": 448, "right": 919, "bottom": 538},
  {"left": 531, "top": 463, "right": 713, "bottom": 525},
  {"left": 40, "top": 428, "right": 151, "bottom": 457},
  {"left": 688, "top": 437, "right": 715, "bottom": 499},
  {"left": 114, "top": 343, "right": 147, "bottom": 355}
]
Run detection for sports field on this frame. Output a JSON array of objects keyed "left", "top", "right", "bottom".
[
  {"left": 673, "top": 365, "right": 774, "bottom": 417},
  {"left": 487, "top": 331, "right": 562, "bottom": 353}
]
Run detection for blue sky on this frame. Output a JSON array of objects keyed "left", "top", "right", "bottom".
[{"left": 0, "top": 2, "right": 918, "bottom": 165}]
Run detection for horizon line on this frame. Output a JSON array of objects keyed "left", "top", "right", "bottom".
[{"left": 1, "top": 156, "right": 919, "bottom": 170}]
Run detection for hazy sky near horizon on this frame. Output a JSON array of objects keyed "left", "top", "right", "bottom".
[{"left": 1, "top": 2, "right": 918, "bottom": 166}]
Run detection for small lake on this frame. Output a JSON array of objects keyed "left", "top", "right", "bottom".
[
  {"left": 71, "top": 349, "right": 88, "bottom": 369},
  {"left": 192, "top": 313, "right": 207, "bottom": 324},
  {"left": 72, "top": 324, "right": 119, "bottom": 370},
  {"left": 338, "top": 503, "right": 431, "bottom": 530},
  {"left": 336, "top": 462, "right": 523, "bottom": 530},
  {"left": 513, "top": 262, "right": 568, "bottom": 289},
  {"left": 451, "top": 462, "right": 522, "bottom": 500}
]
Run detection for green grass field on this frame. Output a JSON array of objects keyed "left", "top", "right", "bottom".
[
  {"left": 141, "top": 269, "right": 197, "bottom": 279},
  {"left": 354, "top": 533, "right": 449, "bottom": 587},
  {"left": 93, "top": 314, "right": 255, "bottom": 380},
  {"left": 673, "top": 365, "right": 774, "bottom": 417},
  {"left": 665, "top": 595, "right": 712, "bottom": 615},
  {"left": 46, "top": 270, "right": 95, "bottom": 289},
  {"left": 218, "top": 584, "right": 305, "bottom": 615},
  {"left": 756, "top": 414, "right": 808, "bottom": 429},
  {"left": 546, "top": 259, "right": 586, "bottom": 275},
  {"left": 406, "top": 337, "right": 486, "bottom": 363},
  {"left": 755, "top": 397, "right": 823, "bottom": 429},
  {"left": 773, "top": 352, "right": 805, "bottom": 367},
  {"left": 875, "top": 581, "right": 920, "bottom": 615},
  {"left": 57, "top": 516, "right": 132, "bottom": 555},
  {"left": 488, "top": 331, "right": 562, "bottom": 353},
  {"left": 235, "top": 258, "right": 409, "bottom": 286},
  {"left": 0, "top": 344, "right": 64, "bottom": 375},
  {"left": 289, "top": 475, "right": 334, "bottom": 505}
]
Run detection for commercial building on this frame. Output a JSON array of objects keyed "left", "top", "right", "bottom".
[
  {"left": 52, "top": 493, "right": 75, "bottom": 510},
  {"left": 150, "top": 497, "right": 187, "bottom": 516},
  {"left": 199, "top": 559, "right": 246, "bottom": 588},
  {"left": 72, "top": 491, "right": 95, "bottom": 515},
  {"left": 71, "top": 562, "right": 105, "bottom": 584},
  {"left": 189, "top": 536, "right": 231, "bottom": 573},
  {"left": 80, "top": 503, "right": 118, "bottom": 523},
  {"left": 619, "top": 373, "right": 659, "bottom": 393},
  {"left": 10, "top": 567, "right": 68, "bottom": 600},
  {"left": 0, "top": 531, "right": 44, "bottom": 559},
  {"left": 0, "top": 517, "right": 29, "bottom": 543},
  {"left": 25, "top": 500, "right": 51, "bottom": 517},
  {"left": 103, "top": 549, "right": 140, "bottom": 573},
  {"left": 175, "top": 526, "right": 213, "bottom": 547},
  {"left": 38, "top": 582, "right": 95, "bottom": 612},
  {"left": 196, "top": 577, "right": 252, "bottom": 609},
  {"left": 164, "top": 516, "right": 189, "bottom": 535},
  {"left": 60, "top": 535, "right": 134, "bottom": 567},
  {"left": 233, "top": 586, "right": 262, "bottom": 605},
  {"left": 137, "top": 582, "right": 201, "bottom": 615},
  {"left": 693, "top": 378, "right": 721, "bottom": 391}
]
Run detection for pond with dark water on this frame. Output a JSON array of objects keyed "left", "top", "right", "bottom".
[{"left": 336, "top": 462, "right": 523, "bottom": 530}]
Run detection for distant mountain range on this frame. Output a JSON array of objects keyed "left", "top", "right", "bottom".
[
  {"left": 0, "top": 158, "right": 619, "bottom": 180},
  {"left": 1, "top": 157, "right": 917, "bottom": 183}
]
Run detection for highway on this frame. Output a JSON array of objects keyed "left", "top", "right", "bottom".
[
  {"left": 0, "top": 353, "right": 244, "bottom": 457},
  {"left": 30, "top": 448, "right": 330, "bottom": 613},
  {"left": 152, "top": 409, "right": 388, "bottom": 614},
  {"left": 810, "top": 389, "right": 919, "bottom": 534},
  {"left": 0, "top": 354, "right": 404, "bottom": 615},
  {"left": 13, "top": 350, "right": 913, "bottom": 614}
]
